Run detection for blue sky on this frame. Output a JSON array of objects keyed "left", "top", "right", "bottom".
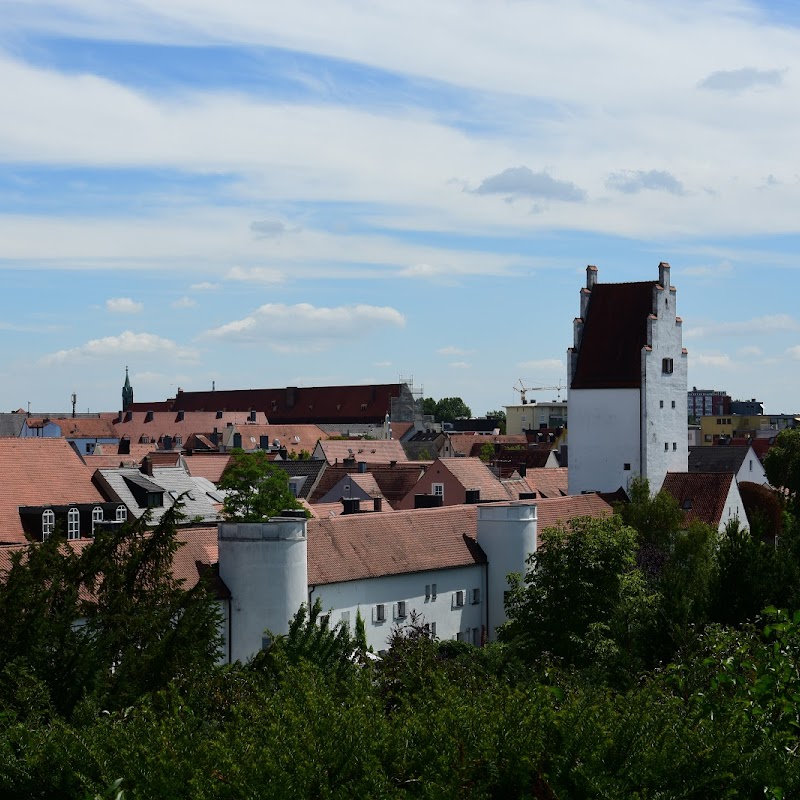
[{"left": 2, "top": 0, "right": 800, "bottom": 416}]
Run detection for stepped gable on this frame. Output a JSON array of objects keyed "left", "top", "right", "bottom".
[
  {"left": 0, "top": 438, "right": 107, "bottom": 544},
  {"left": 571, "top": 280, "right": 658, "bottom": 390}
]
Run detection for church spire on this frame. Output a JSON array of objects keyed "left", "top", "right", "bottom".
[{"left": 122, "top": 366, "right": 134, "bottom": 411}]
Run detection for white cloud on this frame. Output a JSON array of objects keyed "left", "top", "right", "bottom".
[
  {"left": 190, "top": 282, "right": 219, "bottom": 290},
  {"left": 698, "top": 67, "right": 786, "bottom": 93},
  {"left": 692, "top": 352, "right": 732, "bottom": 367},
  {"left": 682, "top": 260, "right": 733, "bottom": 278},
  {"left": 106, "top": 297, "right": 143, "bottom": 313},
  {"left": 373, "top": 360, "right": 392, "bottom": 368},
  {"left": 438, "top": 346, "right": 474, "bottom": 356},
  {"left": 738, "top": 345, "right": 762, "bottom": 358},
  {"left": 686, "top": 314, "right": 800, "bottom": 339},
  {"left": 449, "top": 361, "right": 471, "bottom": 369},
  {"left": 171, "top": 296, "right": 197, "bottom": 308},
  {"left": 787, "top": 345, "right": 800, "bottom": 360},
  {"left": 204, "top": 302, "right": 406, "bottom": 350},
  {"left": 474, "top": 166, "right": 586, "bottom": 202},
  {"left": 41, "top": 331, "right": 198, "bottom": 364},
  {"left": 226, "top": 266, "right": 286, "bottom": 284}
]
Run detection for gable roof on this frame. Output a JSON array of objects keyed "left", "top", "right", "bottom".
[
  {"left": 112, "top": 410, "right": 244, "bottom": 447},
  {"left": 571, "top": 281, "right": 657, "bottom": 390},
  {"left": 220, "top": 423, "right": 326, "bottom": 455},
  {"left": 502, "top": 467, "right": 568, "bottom": 500},
  {"left": 310, "top": 462, "right": 426, "bottom": 505},
  {"left": 0, "top": 438, "right": 107, "bottom": 544},
  {"left": 688, "top": 445, "right": 752, "bottom": 474},
  {"left": 315, "top": 439, "right": 408, "bottom": 466},
  {"left": 438, "top": 457, "right": 510, "bottom": 501},
  {"left": 661, "top": 471, "right": 735, "bottom": 528},
  {"left": 183, "top": 454, "right": 232, "bottom": 484},
  {"left": 44, "top": 417, "right": 118, "bottom": 439}
]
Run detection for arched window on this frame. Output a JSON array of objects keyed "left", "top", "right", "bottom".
[
  {"left": 42, "top": 509, "right": 55, "bottom": 540},
  {"left": 92, "top": 506, "right": 103, "bottom": 534},
  {"left": 67, "top": 508, "right": 80, "bottom": 540},
  {"left": 116, "top": 505, "right": 127, "bottom": 522}
]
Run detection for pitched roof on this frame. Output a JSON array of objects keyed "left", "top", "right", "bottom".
[
  {"left": 112, "top": 410, "right": 244, "bottom": 447},
  {"left": 220, "top": 424, "right": 326, "bottom": 455},
  {"left": 0, "top": 438, "right": 107, "bottom": 544},
  {"left": 45, "top": 417, "right": 118, "bottom": 439},
  {"left": 315, "top": 439, "right": 408, "bottom": 465},
  {"left": 0, "top": 413, "right": 26, "bottom": 437},
  {"left": 307, "top": 505, "right": 485, "bottom": 585},
  {"left": 502, "top": 467, "right": 568, "bottom": 500},
  {"left": 534, "top": 493, "right": 613, "bottom": 530},
  {"left": 183, "top": 454, "right": 232, "bottom": 484},
  {"left": 661, "top": 471, "right": 735, "bottom": 528},
  {"left": 310, "top": 462, "right": 427, "bottom": 505},
  {"left": 571, "top": 281, "right": 657, "bottom": 390},
  {"left": 439, "top": 457, "right": 510, "bottom": 501},
  {"left": 688, "top": 445, "right": 751, "bottom": 474}
]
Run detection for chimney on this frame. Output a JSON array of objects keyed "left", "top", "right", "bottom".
[
  {"left": 389, "top": 459, "right": 397, "bottom": 468},
  {"left": 373, "top": 497, "right": 382, "bottom": 512},
  {"left": 465, "top": 489, "right": 481, "bottom": 504},
  {"left": 342, "top": 497, "right": 361, "bottom": 515},
  {"left": 586, "top": 264, "right": 598, "bottom": 290},
  {"left": 518, "top": 464, "right": 527, "bottom": 477},
  {"left": 659, "top": 261, "right": 671, "bottom": 289}
]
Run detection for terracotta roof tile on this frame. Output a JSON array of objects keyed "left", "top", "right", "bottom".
[
  {"left": 221, "top": 424, "right": 327, "bottom": 455},
  {"left": 44, "top": 417, "right": 118, "bottom": 439},
  {"left": 0, "top": 439, "right": 107, "bottom": 544},
  {"left": 183, "top": 454, "right": 232, "bottom": 483},
  {"left": 661, "top": 472, "right": 735, "bottom": 528},
  {"left": 439, "top": 458, "right": 511, "bottom": 501},
  {"left": 315, "top": 439, "right": 408, "bottom": 465}
]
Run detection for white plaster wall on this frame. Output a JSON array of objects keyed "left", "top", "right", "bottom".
[
  {"left": 219, "top": 519, "right": 308, "bottom": 663},
  {"left": 720, "top": 480, "right": 749, "bottom": 533},
  {"left": 475, "top": 503, "right": 537, "bottom": 640},
  {"left": 312, "top": 564, "right": 486, "bottom": 652},
  {"left": 642, "top": 285, "right": 689, "bottom": 494},
  {"left": 737, "top": 447, "right": 768, "bottom": 486},
  {"left": 567, "top": 388, "right": 641, "bottom": 495}
]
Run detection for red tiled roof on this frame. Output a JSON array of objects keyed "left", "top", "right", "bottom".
[
  {"left": 661, "top": 472, "right": 735, "bottom": 528},
  {"left": 183, "top": 454, "right": 232, "bottom": 484},
  {"left": 45, "top": 417, "right": 118, "bottom": 439},
  {"left": 112, "top": 411, "right": 244, "bottom": 447},
  {"left": 535, "top": 494, "right": 613, "bottom": 531},
  {"left": 439, "top": 458, "right": 510, "bottom": 501},
  {"left": 0, "top": 439, "right": 108, "bottom": 544},
  {"left": 571, "top": 281, "right": 657, "bottom": 390},
  {"left": 502, "top": 467, "right": 568, "bottom": 500},
  {"left": 308, "top": 505, "right": 484, "bottom": 584},
  {"left": 222, "top": 424, "right": 326, "bottom": 455},
  {"left": 316, "top": 439, "right": 408, "bottom": 465},
  {"left": 309, "top": 462, "right": 425, "bottom": 505}
]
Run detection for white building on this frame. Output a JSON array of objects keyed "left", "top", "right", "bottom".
[
  {"left": 206, "top": 495, "right": 612, "bottom": 660},
  {"left": 568, "top": 263, "right": 688, "bottom": 495}
]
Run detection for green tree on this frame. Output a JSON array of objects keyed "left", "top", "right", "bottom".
[
  {"left": 218, "top": 448, "right": 308, "bottom": 520},
  {"left": 764, "top": 428, "right": 800, "bottom": 516},
  {"left": 423, "top": 396, "right": 473, "bottom": 422},
  {"left": 616, "top": 476, "right": 683, "bottom": 549},
  {"left": 500, "top": 515, "right": 656, "bottom": 676},
  {"left": 478, "top": 442, "right": 495, "bottom": 462}
]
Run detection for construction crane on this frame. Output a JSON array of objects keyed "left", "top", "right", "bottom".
[{"left": 512, "top": 379, "right": 566, "bottom": 404}]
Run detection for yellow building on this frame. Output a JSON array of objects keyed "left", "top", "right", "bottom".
[{"left": 505, "top": 402, "right": 567, "bottom": 436}]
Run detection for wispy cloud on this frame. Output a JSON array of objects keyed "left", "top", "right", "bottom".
[
  {"left": 682, "top": 260, "right": 733, "bottom": 278},
  {"left": 517, "top": 358, "right": 565, "bottom": 373},
  {"left": 204, "top": 303, "right": 406, "bottom": 350},
  {"left": 250, "top": 219, "right": 293, "bottom": 238},
  {"left": 473, "top": 166, "right": 586, "bottom": 202},
  {"left": 698, "top": 67, "right": 785, "bottom": 93},
  {"left": 41, "top": 331, "right": 198, "bottom": 364},
  {"left": 606, "top": 170, "right": 684, "bottom": 195},
  {"left": 449, "top": 361, "right": 471, "bottom": 369},
  {"left": 692, "top": 352, "right": 732, "bottom": 367},
  {"left": 438, "top": 345, "right": 474, "bottom": 356},
  {"left": 106, "top": 297, "right": 143, "bottom": 313},
  {"left": 226, "top": 266, "right": 285, "bottom": 284},
  {"left": 190, "top": 282, "right": 219, "bottom": 291},
  {"left": 686, "top": 314, "right": 800, "bottom": 339},
  {"left": 171, "top": 296, "right": 197, "bottom": 308}
]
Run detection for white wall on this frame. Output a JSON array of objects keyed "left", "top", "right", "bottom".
[
  {"left": 737, "top": 447, "right": 768, "bottom": 486},
  {"left": 720, "top": 480, "right": 749, "bottom": 533},
  {"left": 642, "top": 284, "right": 689, "bottom": 493},
  {"left": 567, "top": 388, "right": 641, "bottom": 494},
  {"left": 475, "top": 503, "right": 537, "bottom": 639},
  {"left": 312, "top": 564, "right": 486, "bottom": 651},
  {"left": 219, "top": 519, "right": 308, "bottom": 663}
]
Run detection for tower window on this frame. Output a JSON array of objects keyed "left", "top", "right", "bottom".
[
  {"left": 662, "top": 358, "right": 674, "bottom": 374},
  {"left": 664, "top": 442, "right": 669, "bottom": 451}
]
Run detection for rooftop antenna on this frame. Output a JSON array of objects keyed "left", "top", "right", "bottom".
[
  {"left": 71, "top": 393, "right": 77, "bottom": 418},
  {"left": 212, "top": 380, "right": 215, "bottom": 391}
]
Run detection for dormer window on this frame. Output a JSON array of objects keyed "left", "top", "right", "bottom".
[
  {"left": 67, "top": 508, "right": 80, "bottom": 540},
  {"left": 92, "top": 506, "right": 103, "bottom": 534},
  {"left": 662, "top": 358, "right": 674, "bottom": 374},
  {"left": 42, "top": 509, "right": 55, "bottom": 540},
  {"left": 116, "top": 505, "right": 128, "bottom": 522}
]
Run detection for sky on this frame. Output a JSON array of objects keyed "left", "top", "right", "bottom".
[{"left": 2, "top": 1, "right": 800, "bottom": 416}]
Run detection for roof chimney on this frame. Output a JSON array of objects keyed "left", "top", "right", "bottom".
[
  {"left": 659, "top": 261, "right": 671, "bottom": 289},
  {"left": 586, "top": 264, "right": 598, "bottom": 290}
]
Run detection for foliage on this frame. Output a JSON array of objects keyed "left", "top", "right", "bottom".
[
  {"left": 764, "top": 428, "right": 800, "bottom": 515},
  {"left": 615, "top": 475, "right": 683, "bottom": 550},
  {"left": 422, "top": 396, "right": 472, "bottom": 422},
  {"left": 500, "top": 515, "right": 657, "bottom": 678},
  {"left": 218, "top": 448, "right": 308, "bottom": 521},
  {"left": 739, "top": 480, "right": 784, "bottom": 542},
  {"left": 478, "top": 441, "right": 495, "bottom": 462}
]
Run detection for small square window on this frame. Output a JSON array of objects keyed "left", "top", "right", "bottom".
[
  {"left": 432, "top": 483, "right": 444, "bottom": 498},
  {"left": 623, "top": 463, "right": 631, "bottom": 471}
]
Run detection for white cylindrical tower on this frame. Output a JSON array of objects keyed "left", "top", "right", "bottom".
[
  {"left": 218, "top": 518, "right": 308, "bottom": 663},
  {"left": 476, "top": 503, "right": 538, "bottom": 641}
]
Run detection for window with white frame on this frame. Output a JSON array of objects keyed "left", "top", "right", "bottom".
[
  {"left": 42, "top": 509, "right": 55, "bottom": 540},
  {"left": 116, "top": 505, "right": 127, "bottom": 522},
  {"left": 67, "top": 507, "right": 80, "bottom": 540},
  {"left": 432, "top": 483, "right": 444, "bottom": 499},
  {"left": 374, "top": 604, "right": 386, "bottom": 623},
  {"left": 92, "top": 506, "right": 103, "bottom": 534}
]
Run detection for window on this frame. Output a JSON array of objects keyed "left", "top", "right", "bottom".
[
  {"left": 673, "top": 442, "right": 677, "bottom": 451},
  {"left": 174, "top": 435, "right": 182, "bottom": 445},
  {"left": 454, "top": 590, "right": 465, "bottom": 608},
  {"left": 623, "top": 463, "right": 631, "bottom": 471},
  {"left": 472, "top": 627, "right": 481, "bottom": 646},
  {"left": 375, "top": 604, "right": 386, "bottom": 623},
  {"left": 116, "top": 505, "right": 127, "bottom": 522},
  {"left": 705, "top": 434, "right": 712, "bottom": 442},
  {"left": 92, "top": 506, "right": 103, "bottom": 534},
  {"left": 662, "top": 358, "right": 673, "bottom": 374},
  {"left": 42, "top": 509, "right": 55, "bottom": 540},
  {"left": 432, "top": 483, "right": 444, "bottom": 499},
  {"left": 749, "top": 460, "right": 753, "bottom": 472},
  {"left": 456, "top": 631, "right": 467, "bottom": 642},
  {"left": 423, "top": 622, "right": 437, "bottom": 636},
  {"left": 319, "top": 614, "right": 330, "bottom": 629},
  {"left": 664, "top": 442, "right": 669, "bottom": 451},
  {"left": 425, "top": 584, "right": 431, "bottom": 600},
  {"left": 85, "top": 443, "right": 94, "bottom": 454},
  {"left": 659, "top": 400, "right": 664, "bottom": 409},
  {"left": 395, "top": 601, "right": 407, "bottom": 619},
  {"left": 340, "top": 611, "right": 350, "bottom": 628},
  {"left": 471, "top": 588, "right": 481, "bottom": 605},
  {"left": 140, "top": 435, "right": 150, "bottom": 444},
  {"left": 431, "top": 583, "right": 437, "bottom": 600},
  {"left": 672, "top": 401, "right": 676, "bottom": 409},
  {"left": 67, "top": 508, "right": 80, "bottom": 540}
]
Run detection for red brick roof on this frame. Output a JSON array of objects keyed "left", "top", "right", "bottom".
[
  {"left": 0, "top": 439, "right": 107, "bottom": 544},
  {"left": 112, "top": 411, "right": 243, "bottom": 447},
  {"left": 439, "top": 457, "right": 511, "bottom": 501},
  {"left": 315, "top": 439, "right": 408, "bottom": 465},
  {"left": 45, "top": 417, "right": 118, "bottom": 439},
  {"left": 222, "top": 424, "right": 326, "bottom": 455},
  {"left": 183, "top": 454, "right": 232, "bottom": 484},
  {"left": 661, "top": 471, "right": 735, "bottom": 528},
  {"left": 307, "top": 505, "right": 484, "bottom": 584},
  {"left": 535, "top": 493, "right": 612, "bottom": 530},
  {"left": 571, "top": 281, "right": 658, "bottom": 390}
]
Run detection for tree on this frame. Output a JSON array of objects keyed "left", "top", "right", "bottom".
[
  {"left": 218, "top": 448, "right": 308, "bottom": 521},
  {"left": 615, "top": 476, "right": 683, "bottom": 550},
  {"left": 500, "top": 515, "right": 656, "bottom": 676},
  {"left": 423, "top": 397, "right": 472, "bottom": 423},
  {"left": 478, "top": 442, "right": 495, "bottom": 462},
  {"left": 764, "top": 428, "right": 800, "bottom": 516}
]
